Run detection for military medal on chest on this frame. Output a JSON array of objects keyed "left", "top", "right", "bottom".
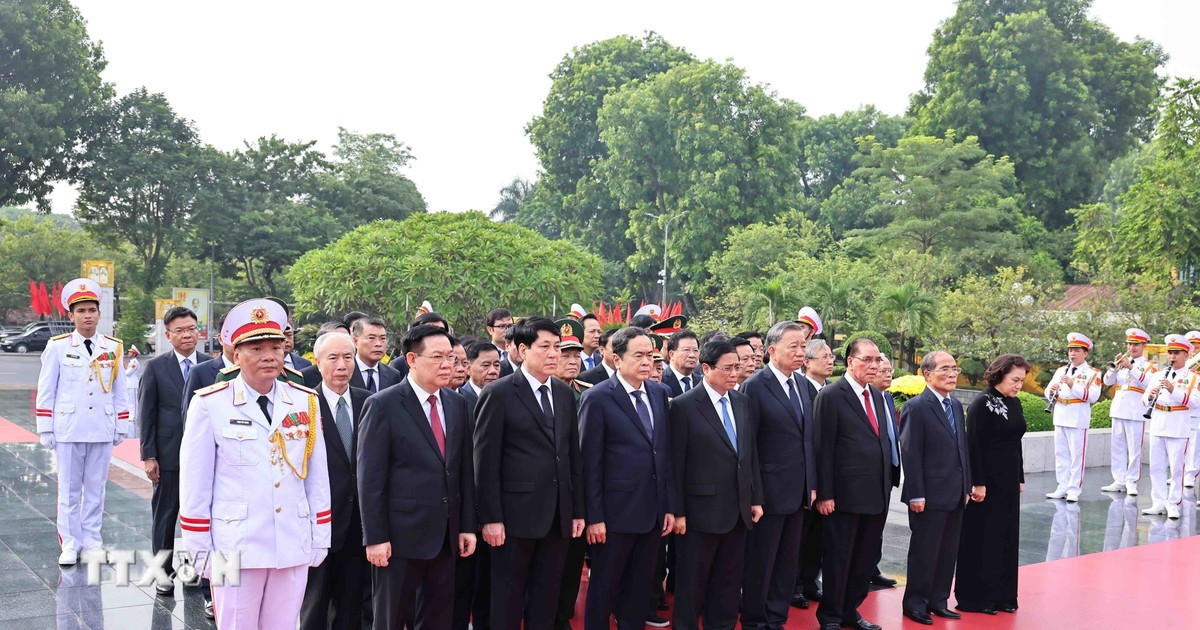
[
  {"left": 270, "top": 394, "right": 320, "bottom": 479},
  {"left": 92, "top": 349, "right": 120, "bottom": 393}
]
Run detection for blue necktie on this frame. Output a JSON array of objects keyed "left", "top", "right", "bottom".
[
  {"left": 631, "top": 390, "right": 653, "bottom": 436},
  {"left": 719, "top": 396, "right": 737, "bottom": 453},
  {"left": 786, "top": 378, "right": 804, "bottom": 426},
  {"left": 884, "top": 394, "right": 900, "bottom": 466},
  {"left": 182, "top": 357, "right": 192, "bottom": 382},
  {"left": 943, "top": 397, "right": 957, "bottom": 437},
  {"left": 681, "top": 374, "right": 692, "bottom": 392},
  {"left": 584, "top": 356, "right": 594, "bottom": 371}
]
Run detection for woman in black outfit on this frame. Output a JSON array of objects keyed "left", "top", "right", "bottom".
[{"left": 955, "top": 354, "right": 1029, "bottom": 615}]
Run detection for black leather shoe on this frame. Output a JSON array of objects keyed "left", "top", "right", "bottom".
[
  {"left": 998, "top": 604, "right": 1019, "bottom": 613},
  {"left": 822, "top": 624, "right": 841, "bottom": 630},
  {"left": 931, "top": 607, "right": 961, "bottom": 619},
  {"left": 904, "top": 610, "right": 934, "bottom": 625},
  {"left": 790, "top": 593, "right": 810, "bottom": 609},
  {"left": 956, "top": 604, "right": 997, "bottom": 615},
  {"left": 842, "top": 619, "right": 882, "bottom": 630},
  {"left": 869, "top": 574, "right": 897, "bottom": 587},
  {"left": 804, "top": 589, "right": 823, "bottom": 602}
]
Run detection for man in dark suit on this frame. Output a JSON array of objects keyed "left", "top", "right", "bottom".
[
  {"left": 182, "top": 313, "right": 235, "bottom": 413},
  {"left": 898, "top": 351, "right": 970, "bottom": 625},
  {"left": 474, "top": 317, "right": 585, "bottom": 630},
  {"left": 459, "top": 341, "right": 501, "bottom": 398},
  {"left": 282, "top": 321, "right": 313, "bottom": 370},
  {"left": 497, "top": 323, "right": 521, "bottom": 378},
  {"left": 301, "top": 332, "right": 372, "bottom": 630},
  {"left": 350, "top": 317, "right": 403, "bottom": 393},
  {"left": 580, "top": 327, "right": 675, "bottom": 630},
  {"left": 671, "top": 340, "right": 764, "bottom": 630},
  {"left": 485, "top": 307, "right": 514, "bottom": 356},
  {"left": 577, "top": 329, "right": 617, "bottom": 386},
  {"left": 868, "top": 357, "right": 902, "bottom": 589},
  {"left": 139, "top": 306, "right": 210, "bottom": 595},
  {"left": 580, "top": 313, "right": 603, "bottom": 372},
  {"left": 794, "top": 338, "right": 836, "bottom": 609},
  {"left": 453, "top": 341, "right": 490, "bottom": 630},
  {"left": 660, "top": 329, "right": 700, "bottom": 398},
  {"left": 358, "top": 325, "right": 477, "bottom": 629},
  {"left": 813, "top": 338, "right": 896, "bottom": 630},
  {"left": 740, "top": 321, "right": 817, "bottom": 630}
]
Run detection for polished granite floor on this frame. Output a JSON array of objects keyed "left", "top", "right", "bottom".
[{"left": 0, "top": 387, "right": 1195, "bottom": 628}]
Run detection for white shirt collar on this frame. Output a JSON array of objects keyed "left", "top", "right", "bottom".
[
  {"left": 805, "top": 374, "right": 826, "bottom": 391},
  {"left": 843, "top": 372, "right": 870, "bottom": 399},
  {"left": 616, "top": 371, "right": 645, "bottom": 396},
  {"left": 670, "top": 365, "right": 693, "bottom": 384},
  {"left": 926, "top": 386, "right": 951, "bottom": 406},
  {"left": 702, "top": 378, "right": 730, "bottom": 406},
  {"left": 522, "top": 367, "right": 553, "bottom": 394},
  {"left": 321, "top": 383, "right": 352, "bottom": 416},
  {"left": 221, "top": 354, "right": 235, "bottom": 369},
  {"left": 174, "top": 350, "right": 199, "bottom": 366},
  {"left": 356, "top": 356, "right": 379, "bottom": 373},
  {"left": 602, "top": 362, "right": 616, "bottom": 376},
  {"left": 767, "top": 362, "right": 796, "bottom": 391},
  {"left": 408, "top": 375, "right": 440, "bottom": 407}
]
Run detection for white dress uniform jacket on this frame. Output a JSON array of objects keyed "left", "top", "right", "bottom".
[
  {"left": 35, "top": 331, "right": 131, "bottom": 441},
  {"left": 1104, "top": 357, "right": 1156, "bottom": 421},
  {"left": 1143, "top": 370, "right": 1200, "bottom": 439},
  {"left": 179, "top": 375, "right": 332, "bottom": 569},
  {"left": 1046, "top": 364, "right": 1102, "bottom": 429}
]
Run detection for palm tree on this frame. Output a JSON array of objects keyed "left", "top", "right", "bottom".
[
  {"left": 490, "top": 177, "right": 534, "bottom": 222},
  {"left": 877, "top": 282, "right": 939, "bottom": 370},
  {"left": 744, "top": 277, "right": 789, "bottom": 328},
  {"left": 807, "top": 275, "right": 855, "bottom": 342}
]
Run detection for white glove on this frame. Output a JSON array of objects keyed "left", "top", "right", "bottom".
[
  {"left": 114, "top": 433, "right": 127, "bottom": 446},
  {"left": 309, "top": 548, "right": 328, "bottom": 567},
  {"left": 40, "top": 433, "right": 56, "bottom": 449}
]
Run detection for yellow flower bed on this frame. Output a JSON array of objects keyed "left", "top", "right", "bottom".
[{"left": 889, "top": 374, "right": 927, "bottom": 397}]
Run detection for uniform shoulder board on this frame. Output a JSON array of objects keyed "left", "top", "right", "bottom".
[
  {"left": 103, "top": 335, "right": 122, "bottom": 344},
  {"left": 197, "top": 381, "right": 231, "bottom": 397},
  {"left": 287, "top": 380, "right": 317, "bottom": 395},
  {"left": 576, "top": 380, "right": 593, "bottom": 389},
  {"left": 50, "top": 332, "right": 71, "bottom": 341},
  {"left": 219, "top": 364, "right": 239, "bottom": 375},
  {"left": 284, "top": 365, "right": 303, "bottom": 377}
]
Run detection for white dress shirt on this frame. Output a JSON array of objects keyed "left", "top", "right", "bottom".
[
  {"left": 321, "top": 383, "right": 353, "bottom": 428},
  {"left": 408, "top": 376, "right": 446, "bottom": 434},
  {"left": 175, "top": 350, "right": 200, "bottom": 379},
  {"left": 523, "top": 369, "right": 554, "bottom": 415},
  {"left": 702, "top": 380, "right": 736, "bottom": 441},
  {"left": 616, "top": 372, "right": 654, "bottom": 428}
]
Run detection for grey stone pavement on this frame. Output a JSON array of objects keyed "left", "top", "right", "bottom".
[{"left": 0, "top": 351, "right": 1196, "bottom": 627}]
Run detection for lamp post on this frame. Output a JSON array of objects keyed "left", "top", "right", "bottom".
[{"left": 645, "top": 210, "right": 690, "bottom": 306}]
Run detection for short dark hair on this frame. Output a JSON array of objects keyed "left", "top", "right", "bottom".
[
  {"left": 402, "top": 324, "right": 452, "bottom": 356},
  {"left": 984, "top": 354, "right": 1032, "bottom": 387},
  {"left": 412, "top": 311, "right": 449, "bottom": 330},
  {"left": 581, "top": 313, "right": 599, "bottom": 325},
  {"left": 630, "top": 314, "right": 656, "bottom": 328},
  {"left": 455, "top": 335, "right": 477, "bottom": 348},
  {"left": 599, "top": 328, "right": 617, "bottom": 349},
  {"left": 163, "top": 306, "right": 198, "bottom": 327},
  {"left": 699, "top": 340, "right": 737, "bottom": 368},
  {"left": 699, "top": 330, "right": 727, "bottom": 347},
  {"left": 352, "top": 317, "right": 387, "bottom": 337},
  {"left": 611, "top": 327, "right": 649, "bottom": 358},
  {"left": 486, "top": 308, "right": 512, "bottom": 327},
  {"left": 736, "top": 330, "right": 762, "bottom": 342},
  {"left": 342, "top": 311, "right": 369, "bottom": 328},
  {"left": 845, "top": 337, "right": 877, "bottom": 361},
  {"left": 512, "top": 316, "right": 560, "bottom": 349},
  {"left": 467, "top": 340, "right": 500, "bottom": 361},
  {"left": 728, "top": 336, "right": 751, "bottom": 351},
  {"left": 318, "top": 321, "right": 349, "bottom": 335},
  {"left": 667, "top": 329, "right": 698, "bottom": 352}
]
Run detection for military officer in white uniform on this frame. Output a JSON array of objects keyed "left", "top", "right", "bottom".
[
  {"left": 1101, "top": 328, "right": 1156, "bottom": 495},
  {"left": 1044, "top": 332, "right": 1102, "bottom": 502},
  {"left": 35, "top": 278, "right": 131, "bottom": 566},
  {"left": 180, "top": 298, "right": 332, "bottom": 628},
  {"left": 1182, "top": 331, "right": 1200, "bottom": 488},
  {"left": 1140, "top": 334, "right": 1200, "bottom": 520}
]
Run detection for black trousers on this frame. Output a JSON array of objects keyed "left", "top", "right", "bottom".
[
  {"left": 741, "top": 510, "right": 804, "bottom": 629},
  {"left": 300, "top": 540, "right": 369, "bottom": 630},
  {"left": 674, "top": 523, "right": 746, "bottom": 630},
  {"left": 489, "top": 530, "right": 570, "bottom": 630},
  {"left": 371, "top": 540, "right": 455, "bottom": 630},
  {"left": 584, "top": 530, "right": 659, "bottom": 630},
  {"left": 555, "top": 536, "right": 588, "bottom": 630},
  {"left": 151, "top": 469, "right": 180, "bottom": 575},
  {"left": 453, "top": 542, "right": 490, "bottom": 630},
  {"left": 796, "top": 508, "right": 823, "bottom": 596},
  {"left": 816, "top": 510, "right": 886, "bottom": 627},
  {"left": 903, "top": 506, "right": 964, "bottom": 613}
]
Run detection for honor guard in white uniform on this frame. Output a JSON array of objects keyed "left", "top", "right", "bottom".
[
  {"left": 1044, "top": 332, "right": 1102, "bottom": 502},
  {"left": 1101, "top": 328, "right": 1156, "bottom": 495},
  {"left": 1140, "top": 335, "right": 1200, "bottom": 519},
  {"left": 35, "top": 278, "right": 131, "bottom": 566},
  {"left": 179, "top": 298, "right": 332, "bottom": 629},
  {"left": 1182, "top": 331, "right": 1200, "bottom": 488}
]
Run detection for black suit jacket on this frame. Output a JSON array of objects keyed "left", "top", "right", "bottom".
[
  {"left": 660, "top": 367, "right": 700, "bottom": 398},
  {"left": 473, "top": 369, "right": 584, "bottom": 539},
  {"left": 351, "top": 361, "right": 403, "bottom": 392},
  {"left": 357, "top": 380, "right": 476, "bottom": 559},
  {"left": 139, "top": 352, "right": 212, "bottom": 470},
  {"left": 287, "top": 351, "right": 313, "bottom": 370},
  {"left": 300, "top": 364, "right": 322, "bottom": 389},
  {"left": 498, "top": 357, "right": 516, "bottom": 378},
  {"left": 670, "top": 384, "right": 762, "bottom": 534},
  {"left": 813, "top": 376, "right": 895, "bottom": 515},
  {"left": 387, "top": 354, "right": 411, "bottom": 378},
  {"left": 181, "top": 355, "right": 226, "bottom": 414},
  {"left": 743, "top": 367, "right": 816, "bottom": 514},
  {"left": 899, "top": 388, "right": 970, "bottom": 511},
  {"left": 577, "top": 363, "right": 615, "bottom": 386},
  {"left": 318, "top": 386, "right": 371, "bottom": 552},
  {"left": 579, "top": 376, "right": 675, "bottom": 534}
]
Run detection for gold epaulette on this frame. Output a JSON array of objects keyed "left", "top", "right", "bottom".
[
  {"left": 575, "top": 380, "right": 593, "bottom": 389},
  {"left": 50, "top": 333, "right": 71, "bottom": 341},
  {"left": 103, "top": 335, "right": 122, "bottom": 344},
  {"left": 197, "top": 381, "right": 230, "bottom": 397},
  {"left": 284, "top": 365, "right": 303, "bottom": 377},
  {"left": 219, "top": 365, "right": 239, "bottom": 375},
  {"left": 287, "top": 380, "right": 317, "bottom": 395}
]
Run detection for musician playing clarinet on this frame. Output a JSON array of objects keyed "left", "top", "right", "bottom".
[
  {"left": 1140, "top": 334, "right": 1200, "bottom": 520},
  {"left": 1044, "top": 333, "right": 1101, "bottom": 503}
]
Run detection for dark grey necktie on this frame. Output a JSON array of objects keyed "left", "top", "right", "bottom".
[
  {"left": 335, "top": 397, "right": 352, "bottom": 458},
  {"left": 365, "top": 368, "right": 377, "bottom": 393},
  {"left": 632, "top": 390, "right": 653, "bottom": 436},
  {"left": 538, "top": 384, "right": 555, "bottom": 438},
  {"left": 943, "top": 397, "right": 957, "bottom": 437},
  {"left": 786, "top": 377, "right": 804, "bottom": 424}
]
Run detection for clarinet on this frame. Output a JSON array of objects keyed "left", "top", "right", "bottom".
[
  {"left": 1144, "top": 368, "right": 1176, "bottom": 420},
  {"left": 1044, "top": 366, "right": 1078, "bottom": 413}
]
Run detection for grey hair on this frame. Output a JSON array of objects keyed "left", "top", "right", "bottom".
[
  {"left": 313, "top": 332, "right": 355, "bottom": 358},
  {"left": 765, "top": 321, "right": 806, "bottom": 349},
  {"left": 919, "top": 350, "right": 950, "bottom": 374},
  {"left": 805, "top": 338, "right": 830, "bottom": 359}
]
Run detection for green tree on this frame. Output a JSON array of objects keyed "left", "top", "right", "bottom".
[
  {"left": 321, "top": 127, "right": 426, "bottom": 223},
  {"left": 876, "top": 282, "right": 940, "bottom": 371},
  {"left": 743, "top": 278, "right": 793, "bottom": 329},
  {"left": 525, "top": 33, "right": 694, "bottom": 259},
  {"left": 799, "top": 105, "right": 908, "bottom": 202},
  {"left": 0, "top": 214, "right": 106, "bottom": 318},
  {"left": 596, "top": 60, "right": 807, "bottom": 293},
  {"left": 930, "top": 266, "right": 1061, "bottom": 365},
  {"left": 0, "top": 0, "right": 112, "bottom": 210},
  {"left": 288, "top": 212, "right": 603, "bottom": 332},
  {"left": 787, "top": 254, "right": 879, "bottom": 344},
  {"left": 74, "top": 88, "right": 218, "bottom": 296},
  {"left": 909, "top": 0, "right": 1165, "bottom": 227},
  {"left": 491, "top": 177, "right": 534, "bottom": 222},
  {"left": 704, "top": 215, "right": 828, "bottom": 294}
]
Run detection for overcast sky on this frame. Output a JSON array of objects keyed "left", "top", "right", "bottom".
[{"left": 51, "top": 0, "right": 1200, "bottom": 215}]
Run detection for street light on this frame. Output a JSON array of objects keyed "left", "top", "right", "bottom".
[{"left": 645, "top": 210, "right": 690, "bottom": 306}]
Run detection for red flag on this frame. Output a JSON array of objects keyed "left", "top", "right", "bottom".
[
  {"left": 38, "top": 282, "right": 52, "bottom": 317},
  {"left": 53, "top": 282, "right": 64, "bottom": 317},
  {"left": 29, "top": 280, "right": 39, "bottom": 315}
]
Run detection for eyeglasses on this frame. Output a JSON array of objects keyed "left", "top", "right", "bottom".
[
  {"left": 417, "top": 353, "right": 455, "bottom": 365},
  {"left": 880, "top": 368, "right": 895, "bottom": 375},
  {"left": 933, "top": 367, "right": 961, "bottom": 375},
  {"left": 168, "top": 326, "right": 199, "bottom": 335},
  {"left": 850, "top": 356, "right": 883, "bottom": 365},
  {"left": 362, "top": 335, "right": 388, "bottom": 343},
  {"left": 490, "top": 323, "right": 513, "bottom": 330},
  {"left": 713, "top": 363, "right": 740, "bottom": 374}
]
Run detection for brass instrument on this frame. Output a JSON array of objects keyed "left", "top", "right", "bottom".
[
  {"left": 1045, "top": 365, "right": 1079, "bottom": 414},
  {"left": 1107, "top": 352, "right": 1128, "bottom": 370}
]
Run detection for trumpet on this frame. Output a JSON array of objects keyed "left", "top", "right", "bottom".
[
  {"left": 1107, "top": 353, "right": 1128, "bottom": 370},
  {"left": 1044, "top": 365, "right": 1079, "bottom": 414}
]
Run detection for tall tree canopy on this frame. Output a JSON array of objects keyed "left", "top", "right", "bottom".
[
  {"left": 320, "top": 127, "right": 426, "bottom": 224},
  {"left": 909, "top": 0, "right": 1165, "bottom": 227}
]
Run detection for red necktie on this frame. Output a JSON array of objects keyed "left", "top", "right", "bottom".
[
  {"left": 428, "top": 394, "right": 446, "bottom": 456},
  {"left": 862, "top": 389, "right": 880, "bottom": 436}
]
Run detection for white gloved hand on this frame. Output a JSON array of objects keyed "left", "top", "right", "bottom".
[
  {"left": 40, "top": 433, "right": 56, "bottom": 449},
  {"left": 114, "top": 433, "right": 127, "bottom": 446},
  {"left": 310, "top": 548, "right": 328, "bottom": 567}
]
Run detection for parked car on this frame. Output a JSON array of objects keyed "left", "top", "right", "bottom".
[{"left": 0, "top": 321, "right": 75, "bottom": 353}]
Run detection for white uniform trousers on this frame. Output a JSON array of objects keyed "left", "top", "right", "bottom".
[
  {"left": 212, "top": 565, "right": 308, "bottom": 630},
  {"left": 1102, "top": 496, "right": 1139, "bottom": 551},
  {"left": 1109, "top": 417, "right": 1146, "bottom": 486},
  {"left": 1045, "top": 500, "right": 1080, "bottom": 562},
  {"left": 1149, "top": 435, "right": 1189, "bottom": 508},
  {"left": 55, "top": 442, "right": 113, "bottom": 552},
  {"left": 1053, "top": 426, "right": 1088, "bottom": 499},
  {"left": 1185, "top": 426, "right": 1200, "bottom": 485}
]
